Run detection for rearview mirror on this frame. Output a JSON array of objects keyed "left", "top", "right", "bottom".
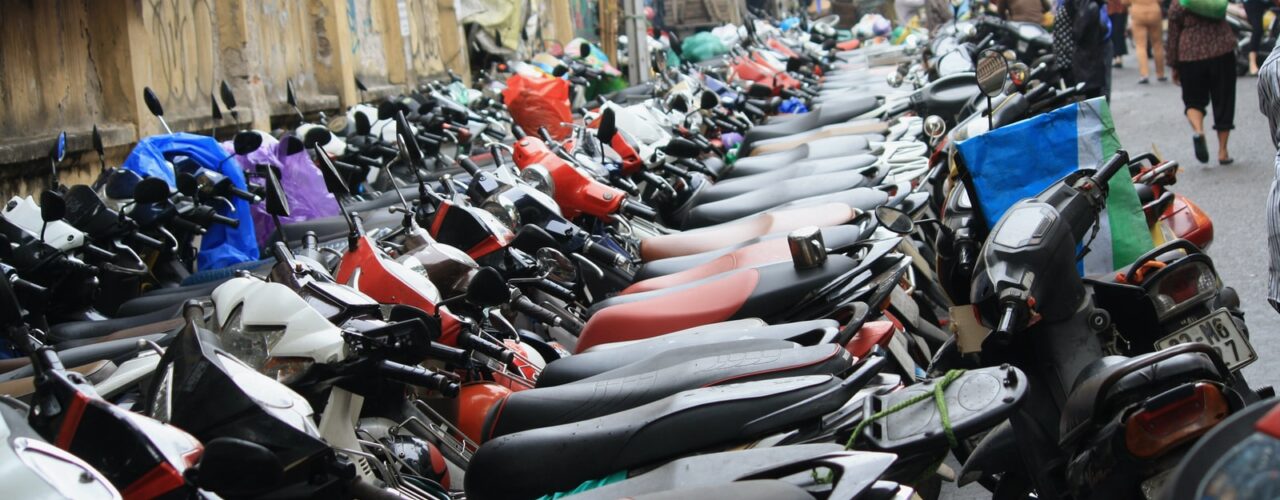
[
  {"left": 552, "top": 65, "right": 569, "bottom": 78},
  {"left": 661, "top": 137, "right": 702, "bottom": 159},
  {"left": 143, "top": 87, "right": 165, "bottom": 117},
  {"left": 578, "top": 42, "right": 592, "bottom": 58},
  {"left": 91, "top": 125, "right": 105, "bottom": 157},
  {"left": 193, "top": 437, "right": 282, "bottom": 498},
  {"left": 210, "top": 93, "right": 223, "bottom": 121},
  {"left": 259, "top": 164, "right": 292, "bottom": 218},
  {"left": 975, "top": 50, "right": 1010, "bottom": 98},
  {"left": 303, "top": 127, "right": 333, "bottom": 149},
  {"left": 355, "top": 77, "right": 368, "bottom": 92},
  {"left": 597, "top": 108, "right": 618, "bottom": 145},
  {"left": 176, "top": 172, "right": 199, "bottom": 197},
  {"left": 669, "top": 95, "right": 689, "bottom": 114},
  {"left": 39, "top": 190, "right": 66, "bottom": 223},
  {"left": 700, "top": 90, "right": 720, "bottom": 110},
  {"left": 924, "top": 115, "right": 947, "bottom": 140},
  {"left": 220, "top": 80, "right": 237, "bottom": 109},
  {"left": 313, "top": 143, "right": 352, "bottom": 196},
  {"left": 133, "top": 177, "right": 172, "bottom": 204},
  {"left": 233, "top": 131, "right": 263, "bottom": 156},
  {"left": 354, "top": 112, "right": 372, "bottom": 136},
  {"left": 466, "top": 267, "right": 510, "bottom": 307},
  {"left": 536, "top": 247, "right": 577, "bottom": 283},
  {"left": 886, "top": 72, "right": 904, "bottom": 88},
  {"left": 50, "top": 131, "right": 67, "bottom": 164},
  {"left": 875, "top": 206, "right": 915, "bottom": 234}
]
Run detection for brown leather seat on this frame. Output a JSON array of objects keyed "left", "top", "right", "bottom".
[
  {"left": 0, "top": 360, "right": 117, "bottom": 401},
  {"left": 639, "top": 202, "right": 857, "bottom": 261}
]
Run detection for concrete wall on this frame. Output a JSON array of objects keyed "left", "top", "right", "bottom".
[{"left": 0, "top": 0, "right": 472, "bottom": 197}]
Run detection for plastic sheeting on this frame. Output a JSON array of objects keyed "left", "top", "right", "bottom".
[
  {"left": 120, "top": 133, "right": 259, "bottom": 270},
  {"left": 222, "top": 134, "right": 340, "bottom": 246},
  {"left": 504, "top": 72, "right": 574, "bottom": 139}
]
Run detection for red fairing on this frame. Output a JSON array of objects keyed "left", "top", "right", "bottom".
[
  {"left": 575, "top": 269, "right": 759, "bottom": 352},
  {"left": 1163, "top": 194, "right": 1214, "bottom": 250},
  {"left": 845, "top": 321, "right": 896, "bottom": 358},
  {"left": 335, "top": 235, "right": 464, "bottom": 346},
  {"left": 1257, "top": 401, "right": 1280, "bottom": 438},
  {"left": 511, "top": 137, "right": 625, "bottom": 219},
  {"left": 610, "top": 133, "right": 646, "bottom": 176}
]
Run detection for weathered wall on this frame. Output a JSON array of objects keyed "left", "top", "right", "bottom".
[{"left": 0, "top": 0, "right": 474, "bottom": 197}]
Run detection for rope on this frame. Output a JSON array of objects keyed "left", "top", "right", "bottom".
[{"left": 816, "top": 369, "right": 967, "bottom": 484}]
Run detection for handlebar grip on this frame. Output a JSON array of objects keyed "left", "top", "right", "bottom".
[
  {"left": 513, "top": 295, "right": 563, "bottom": 327},
  {"left": 169, "top": 216, "right": 206, "bottom": 235},
  {"left": 376, "top": 360, "right": 460, "bottom": 397},
  {"left": 84, "top": 243, "right": 118, "bottom": 261},
  {"left": 531, "top": 277, "right": 577, "bottom": 302},
  {"left": 461, "top": 331, "right": 516, "bottom": 365},
  {"left": 583, "top": 237, "right": 632, "bottom": 267},
  {"left": 210, "top": 213, "right": 240, "bottom": 229},
  {"left": 619, "top": 199, "right": 658, "bottom": 221},
  {"left": 538, "top": 127, "right": 555, "bottom": 143},
  {"left": 372, "top": 144, "right": 399, "bottom": 157},
  {"left": 513, "top": 126, "right": 527, "bottom": 139},
  {"left": 227, "top": 185, "right": 260, "bottom": 203},
  {"left": 1092, "top": 150, "right": 1130, "bottom": 185},
  {"left": 12, "top": 276, "right": 47, "bottom": 297},
  {"left": 458, "top": 157, "right": 483, "bottom": 176},
  {"left": 426, "top": 341, "right": 470, "bottom": 365}
]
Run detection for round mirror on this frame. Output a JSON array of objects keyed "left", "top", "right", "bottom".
[
  {"left": 886, "top": 73, "right": 904, "bottom": 88},
  {"left": 1008, "top": 62, "right": 1030, "bottom": 88},
  {"left": 535, "top": 247, "right": 577, "bottom": 283},
  {"left": 924, "top": 115, "right": 947, "bottom": 139},
  {"left": 466, "top": 267, "right": 510, "bottom": 307},
  {"left": 133, "top": 177, "right": 173, "bottom": 204},
  {"left": 520, "top": 164, "right": 555, "bottom": 197},
  {"left": 975, "top": 50, "right": 1010, "bottom": 98},
  {"left": 875, "top": 206, "right": 915, "bottom": 234}
]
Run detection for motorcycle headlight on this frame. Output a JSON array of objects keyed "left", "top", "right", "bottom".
[
  {"left": 481, "top": 196, "right": 521, "bottom": 231},
  {"left": 1147, "top": 260, "right": 1220, "bottom": 321},
  {"left": 217, "top": 306, "right": 287, "bottom": 373}
]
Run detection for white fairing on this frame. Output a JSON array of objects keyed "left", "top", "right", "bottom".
[
  {"left": 3, "top": 196, "right": 85, "bottom": 252},
  {"left": 0, "top": 412, "right": 120, "bottom": 499},
  {"left": 211, "top": 277, "right": 347, "bottom": 363},
  {"left": 296, "top": 123, "right": 349, "bottom": 157}
]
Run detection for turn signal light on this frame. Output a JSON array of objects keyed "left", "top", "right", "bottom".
[{"left": 1125, "top": 383, "right": 1228, "bottom": 459}]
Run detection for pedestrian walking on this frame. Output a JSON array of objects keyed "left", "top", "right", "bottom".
[
  {"left": 1130, "top": 0, "right": 1166, "bottom": 82},
  {"left": 1245, "top": 0, "right": 1271, "bottom": 75},
  {"left": 1109, "top": 0, "right": 1129, "bottom": 68},
  {"left": 1255, "top": 44, "right": 1280, "bottom": 312},
  {"left": 999, "top": 0, "right": 1047, "bottom": 23},
  {"left": 1053, "top": 0, "right": 1114, "bottom": 97},
  {"left": 1166, "top": 0, "right": 1237, "bottom": 164}
]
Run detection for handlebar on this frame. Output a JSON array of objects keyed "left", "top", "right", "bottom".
[
  {"left": 513, "top": 294, "right": 564, "bottom": 328},
  {"left": 210, "top": 213, "right": 240, "bottom": 229},
  {"left": 460, "top": 331, "right": 516, "bottom": 365},
  {"left": 376, "top": 360, "right": 460, "bottom": 397},
  {"left": 458, "top": 156, "right": 483, "bottom": 177},
  {"left": 583, "top": 238, "right": 632, "bottom": 267},
  {"left": 1090, "top": 150, "right": 1130, "bottom": 186},
  {"left": 619, "top": 199, "right": 658, "bottom": 221}
]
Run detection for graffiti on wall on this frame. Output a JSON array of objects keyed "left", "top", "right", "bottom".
[
  {"left": 256, "top": 1, "right": 319, "bottom": 103},
  {"left": 142, "top": 0, "right": 219, "bottom": 117}
]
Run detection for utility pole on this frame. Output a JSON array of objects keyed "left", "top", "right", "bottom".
[{"left": 623, "top": 0, "right": 650, "bottom": 84}]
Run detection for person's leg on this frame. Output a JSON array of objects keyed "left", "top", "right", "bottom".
[
  {"left": 1134, "top": 21, "right": 1151, "bottom": 79},
  {"left": 1210, "top": 53, "right": 1238, "bottom": 161},
  {"left": 1153, "top": 21, "right": 1166, "bottom": 79},
  {"left": 1248, "top": 2, "right": 1267, "bottom": 74},
  {"left": 1180, "top": 60, "right": 1211, "bottom": 161}
]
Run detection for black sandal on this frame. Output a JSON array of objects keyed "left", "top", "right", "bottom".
[
  {"left": 1192, "top": 134, "right": 1209, "bottom": 163},
  {"left": 1219, "top": 157, "right": 1235, "bottom": 165}
]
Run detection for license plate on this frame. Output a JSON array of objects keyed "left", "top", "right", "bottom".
[{"left": 1154, "top": 309, "right": 1257, "bottom": 372}]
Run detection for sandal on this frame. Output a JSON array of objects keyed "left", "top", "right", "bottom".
[
  {"left": 1192, "top": 134, "right": 1209, "bottom": 163},
  {"left": 1219, "top": 157, "right": 1235, "bottom": 165},
  {"left": 1157, "top": 76, "right": 1168, "bottom": 82},
  {"left": 1138, "top": 77, "right": 1150, "bottom": 84}
]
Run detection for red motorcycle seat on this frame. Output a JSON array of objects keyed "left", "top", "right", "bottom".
[
  {"left": 576, "top": 270, "right": 759, "bottom": 352},
  {"left": 639, "top": 202, "right": 856, "bottom": 261}
]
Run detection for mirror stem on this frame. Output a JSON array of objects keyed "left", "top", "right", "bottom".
[{"left": 157, "top": 116, "right": 173, "bottom": 135}]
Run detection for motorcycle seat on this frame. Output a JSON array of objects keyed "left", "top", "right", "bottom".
[
  {"left": 681, "top": 176, "right": 887, "bottom": 229},
  {"left": 576, "top": 256, "right": 859, "bottom": 351},
  {"left": 1059, "top": 351, "right": 1223, "bottom": 442},
  {"left": 728, "top": 136, "right": 872, "bottom": 178},
  {"left": 624, "top": 225, "right": 867, "bottom": 294},
  {"left": 635, "top": 218, "right": 877, "bottom": 280},
  {"left": 0, "top": 334, "right": 166, "bottom": 381},
  {"left": 114, "top": 280, "right": 227, "bottom": 318},
  {"left": 629, "top": 480, "right": 813, "bottom": 500},
  {"left": 485, "top": 343, "right": 852, "bottom": 439},
  {"left": 689, "top": 154, "right": 879, "bottom": 206},
  {"left": 464, "top": 375, "right": 842, "bottom": 500},
  {"left": 47, "top": 304, "right": 181, "bottom": 343},
  {"left": 0, "top": 360, "right": 118, "bottom": 400},
  {"left": 739, "top": 96, "right": 878, "bottom": 152},
  {"left": 639, "top": 202, "right": 857, "bottom": 261},
  {"left": 540, "top": 319, "right": 839, "bottom": 387},
  {"left": 273, "top": 205, "right": 403, "bottom": 247}
]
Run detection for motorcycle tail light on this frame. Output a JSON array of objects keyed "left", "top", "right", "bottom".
[
  {"left": 1148, "top": 261, "right": 1219, "bottom": 321},
  {"left": 1124, "top": 383, "right": 1228, "bottom": 459}
]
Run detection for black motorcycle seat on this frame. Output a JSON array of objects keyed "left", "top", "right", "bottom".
[
  {"left": 1059, "top": 351, "right": 1222, "bottom": 441},
  {"left": 274, "top": 205, "right": 403, "bottom": 247},
  {"left": 540, "top": 320, "right": 840, "bottom": 387},
  {"left": 740, "top": 96, "right": 878, "bottom": 152},
  {"left": 681, "top": 172, "right": 886, "bottom": 229},
  {"left": 672, "top": 160, "right": 878, "bottom": 228},
  {"left": 768, "top": 186, "right": 890, "bottom": 213},
  {"left": 486, "top": 343, "right": 852, "bottom": 439},
  {"left": 729, "top": 136, "right": 873, "bottom": 178},
  {"left": 0, "top": 334, "right": 166, "bottom": 382},
  {"left": 464, "top": 375, "right": 843, "bottom": 500},
  {"left": 48, "top": 304, "right": 181, "bottom": 343},
  {"left": 114, "top": 280, "right": 227, "bottom": 318}
]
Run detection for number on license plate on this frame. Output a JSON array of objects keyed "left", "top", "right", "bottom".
[{"left": 1154, "top": 309, "right": 1257, "bottom": 372}]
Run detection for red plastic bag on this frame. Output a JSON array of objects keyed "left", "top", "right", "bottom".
[{"left": 503, "top": 73, "right": 573, "bottom": 140}]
